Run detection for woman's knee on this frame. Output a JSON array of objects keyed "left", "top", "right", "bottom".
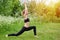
[{"left": 33, "top": 26, "right": 36, "bottom": 29}]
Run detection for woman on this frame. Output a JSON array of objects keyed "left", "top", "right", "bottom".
[{"left": 6, "top": 3, "right": 37, "bottom": 37}]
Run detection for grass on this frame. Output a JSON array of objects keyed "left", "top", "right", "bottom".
[{"left": 0, "top": 16, "right": 60, "bottom": 40}]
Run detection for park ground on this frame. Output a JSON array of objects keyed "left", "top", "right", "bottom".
[{"left": 0, "top": 18, "right": 60, "bottom": 40}]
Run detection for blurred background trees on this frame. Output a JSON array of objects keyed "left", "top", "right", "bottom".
[
  {"left": 55, "top": 2, "right": 60, "bottom": 17},
  {"left": 28, "top": 0, "right": 60, "bottom": 22},
  {"left": 0, "top": 0, "right": 60, "bottom": 22},
  {"left": 0, "top": 0, "right": 24, "bottom": 17}
]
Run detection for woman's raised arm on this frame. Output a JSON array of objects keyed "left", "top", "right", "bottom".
[{"left": 24, "top": 1, "right": 28, "bottom": 14}]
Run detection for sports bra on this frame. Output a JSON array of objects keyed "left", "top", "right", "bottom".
[{"left": 24, "top": 18, "right": 30, "bottom": 23}]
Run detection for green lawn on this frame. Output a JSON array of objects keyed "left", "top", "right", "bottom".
[{"left": 0, "top": 22, "right": 60, "bottom": 40}]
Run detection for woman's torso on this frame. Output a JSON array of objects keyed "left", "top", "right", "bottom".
[{"left": 24, "top": 18, "right": 30, "bottom": 28}]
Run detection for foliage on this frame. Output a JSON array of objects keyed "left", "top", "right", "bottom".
[
  {"left": 28, "top": 1, "right": 36, "bottom": 14},
  {"left": 28, "top": 0, "right": 60, "bottom": 22},
  {"left": 0, "top": 15, "right": 23, "bottom": 33},
  {"left": 55, "top": 2, "right": 60, "bottom": 17},
  {"left": 0, "top": 0, "right": 24, "bottom": 16}
]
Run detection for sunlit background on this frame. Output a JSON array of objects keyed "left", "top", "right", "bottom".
[{"left": 20, "top": 0, "right": 60, "bottom": 18}]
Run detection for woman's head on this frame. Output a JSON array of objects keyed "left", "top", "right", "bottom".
[{"left": 22, "top": 9, "right": 28, "bottom": 16}]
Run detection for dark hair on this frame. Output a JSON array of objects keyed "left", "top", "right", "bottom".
[{"left": 23, "top": 10, "right": 25, "bottom": 15}]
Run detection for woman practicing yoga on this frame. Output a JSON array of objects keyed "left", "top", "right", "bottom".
[{"left": 6, "top": 2, "right": 37, "bottom": 37}]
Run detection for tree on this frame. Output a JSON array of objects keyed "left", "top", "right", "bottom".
[
  {"left": 28, "top": 0, "right": 56, "bottom": 22},
  {"left": 55, "top": 2, "right": 60, "bottom": 17},
  {"left": 28, "top": 0, "right": 36, "bottom": 14},
  {"left": 0, "top": 0, "right": 24, "bottom": 16}
]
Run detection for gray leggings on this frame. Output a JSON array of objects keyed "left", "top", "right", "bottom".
[{"left": 8, "top": 26, "right": 36, "bottom": 36}]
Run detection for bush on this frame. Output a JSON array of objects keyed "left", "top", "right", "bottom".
[
  {"left": 0, "top": 15, "right": 23, "bottom": 34},
  {"left": 0, "top": 0, "right": 24, "bottom": 16}
]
